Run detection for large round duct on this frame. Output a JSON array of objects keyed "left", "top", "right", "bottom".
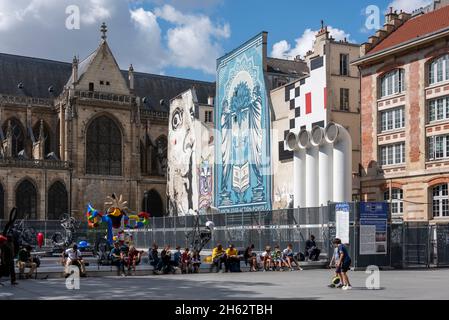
[
  {"left": 286, "top": 132, "right": 299, "bottom": 151},
  {"left": 325, "top": 122, "right": 352, "bottom": 203},
  {"left": 298, "top": 129, "right": 310, "bottom": 149},
  {"left": 312, "top": 126, "right": 332, "bottom": 206},
  {"left": 311, "top": 126, "right": 325, "bottom": 147}
]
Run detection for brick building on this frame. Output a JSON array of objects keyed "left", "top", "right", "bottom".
[{"left": 354, "top": 1, "right": 449, "bottom": 222}]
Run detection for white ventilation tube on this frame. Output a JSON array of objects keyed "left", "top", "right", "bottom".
[
  {"left": 311, "top": 126, "right": 333, "bottom": 206},
  {"left": 299, "top": 129, "right": 318, "bottom": 208},
  {"left": 325, "top": 123, "right": 352, "bottom": 203},
  {"left": 286, "top": 132, "right": 306, "bottom": 208}
]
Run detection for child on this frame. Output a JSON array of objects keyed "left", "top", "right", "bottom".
[
  {"left": 191, "top": 250, "right": 201, "bottom": 273},
  {"left": 262, "top": 246, "right": 273, "bottom": 271},
  {"left": 328, "top": 245, "right": 342, "bottom": 288},
  {"left": 272, "top": 245, "right": 284, "bottom": 271},
  {"left": 333, "top": 238, "right": 352, "bottom": 290}
]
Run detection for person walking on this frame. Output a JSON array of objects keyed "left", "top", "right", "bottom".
[{"left": 333, "top": 238, "right": 352, "bottom": 290}]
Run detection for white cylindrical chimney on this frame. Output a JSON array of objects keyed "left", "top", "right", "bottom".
[
  {"left": 311, "top": 126, "right": 333, "bottom": 206},
  {"left": 325, "top": 122, "right": 352, "bottom": 203},
  {"left": 286, "top": 132, "right": 306, "bottom": 208},
  {"left": 299, "top": 129, "right": 318, "bottom": 208}
]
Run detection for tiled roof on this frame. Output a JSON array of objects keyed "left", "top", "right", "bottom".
[
  {"left": 0, "top": 52, "right": 215, "bottom": 112},
  {"left": 369, "top": 5, "right": 449, "bottom": 54}
]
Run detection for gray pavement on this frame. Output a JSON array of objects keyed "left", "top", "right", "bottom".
[{"left": 1, "top": 269, "right": 449, "bottom": 300}]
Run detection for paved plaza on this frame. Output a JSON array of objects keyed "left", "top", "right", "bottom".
[{"left": 1, "top": 269, "right": 449, "bottom": 300}]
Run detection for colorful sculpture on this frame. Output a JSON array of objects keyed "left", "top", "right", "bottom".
[{"left": 86, "top": 194, "right": 150, "bottom": 245}]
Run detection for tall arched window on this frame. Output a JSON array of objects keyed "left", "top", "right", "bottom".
[
  {"left": 0, "top": 183, "right": 4, "bottom": 220},
  {"left": 33, "top": 121, "right": 52, "bottom": 157},
  {"left": 16, "top": 180, "right": 37, "bottom": 220},
  {"left": 153, "top": 136, "right": 167, "bottom": 176},
  {"left": 86, "top": 115, "right": 122, "bottom": 176},
  {"left": 2, "top": 118, "right": 25, "bottom": 158},
  {"left": 47, "top": 181, "right": 68, "bottom": 220},
  {"left": 380, "top": 69, "right": 405, "bottom": 98},
  {"left": 429, "top": 54, "right": 449, "bottom": 85},
  {"left": 142, "top": 190, "right": 164, "bottom": 217},
  {"left": 432, "top": 184, "right": 449, "bottom": 218},
  {"left": 384, "top": 188, "right": 404, "bottom": 216}
]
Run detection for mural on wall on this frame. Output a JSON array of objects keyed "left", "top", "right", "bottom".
[
  {"left": 198, "top": 158, "right": 213, "bottom": 211},
  {"left": 215, "top": 32, "right": 272, "bottom": 213},
  {"left": 167, "top": 89, "right": 197, "bottom": 216}
]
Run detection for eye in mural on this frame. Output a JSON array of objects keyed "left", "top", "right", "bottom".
[{"left": 171, "top": 108, "right": 184, "bottom": 131}]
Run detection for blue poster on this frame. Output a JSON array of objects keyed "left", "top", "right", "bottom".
[
  {"left": 214, "top": 32, "right": 272, "bottom": 213},
  {"left": 360, "top": 202, "right": 388, "bottom": 255}
]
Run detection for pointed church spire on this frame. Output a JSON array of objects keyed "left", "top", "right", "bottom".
[{"left": 101, "top": 22, "right": 108, "bottom": 41}]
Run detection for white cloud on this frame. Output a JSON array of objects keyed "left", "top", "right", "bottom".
[
  {"left": 155, "top": 4, "right": 230, "bottom": 74},
  {"left": 271, "top": 26, "right": 352, "bottom": 60},
  {"left": 0, "top": 1, "right": 229, "bottom": 76},
  {"left": 387, "top": 0, "right": 433, "bottom": 13}
]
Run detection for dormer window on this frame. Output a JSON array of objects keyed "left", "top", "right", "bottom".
[
  {"left": 106, "top": 81, "right": 110, "bottom": 86},
  {"left": 89, "top": 82, "right": 94, "bottom": 92},
  {"left": 100, "top": 81, "right": 104, "bottom": 85}
]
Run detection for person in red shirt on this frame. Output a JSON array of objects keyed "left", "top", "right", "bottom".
[
  {"left": 181, "top": 248, "right": 192, "bottom": 274},
  {"left": 126, "top": 246, "right": 142, "bottom": 274}
]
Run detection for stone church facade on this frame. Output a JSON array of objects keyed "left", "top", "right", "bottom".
[{"left": 0, "top": 26, "right": 214, "bottom": 220}]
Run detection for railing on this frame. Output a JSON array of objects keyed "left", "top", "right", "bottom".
[
  {"left": 0, "top": 94, "right": 53, "bottom": 107},
  {"left": 74, "top": 90, "right": 134, "bottom": 105},
  {"left": 0, "top": 158, "right": 72, "bottom": 170},
  {"left": 140, "top": 109, "right": 169, "bottom": 120}
]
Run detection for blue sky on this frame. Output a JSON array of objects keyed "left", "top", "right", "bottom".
[
  {"left": 0, "top": 0, "right": 433, "bottom": 82},
  {"left": 139, "top": 0, "right": 433, "bottom": 81}
]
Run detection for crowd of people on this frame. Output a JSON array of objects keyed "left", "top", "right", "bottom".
[{"left": 2, "top": 233, "right": 352, "bottom": 291}]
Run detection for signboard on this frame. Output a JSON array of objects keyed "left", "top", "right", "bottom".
[
  {"left": 359, "top": 202, "right": 388, "bottom": 255},
  {"left": 336, "top": 203, "right": 350, "bottom": 244}
]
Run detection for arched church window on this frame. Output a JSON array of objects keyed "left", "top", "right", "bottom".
[
  {"left": 48, "top": 181, "right": 68, "bottom": 220},
  {"left": 33, "top": 121, "right": 52, "bottom": 156},
  {"left": 2, "top": 118, "right": 25, "bottom": 158},
  {"left": 142, "top": 190, "right": 164, "bottom": 217},
  {"left": 86, "top": 115, "right": 122, "bottom": 176},
  {"left": 16, "top": 180, "right": 37, "bottom": 220}
]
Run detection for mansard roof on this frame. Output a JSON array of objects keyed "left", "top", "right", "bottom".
[{"left": 0, "top": 52, "right": 215, "bottom": 112}]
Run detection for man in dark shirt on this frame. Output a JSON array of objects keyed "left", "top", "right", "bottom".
[
  {"left": 110, "top": 242, "right": 126, "bottom": 277},
  {"left": 17, "top": 245, "right": 37, "bottom": 279},
  {"left": 305, "top": 235, "right": 321, "bottom": 261}
]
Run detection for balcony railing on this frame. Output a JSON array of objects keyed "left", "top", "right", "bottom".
[
  {"left": 0, "top": 158, "right": 72, "bottom": 170},
  {"left": 140, "top": 109, "right": 169, "bottom": 120},
  {"left": 0, "top": 94, "right": 53, "bottom": 107},
  {"left": 74, "top": 90, "right": 134, "bottom": 105}
]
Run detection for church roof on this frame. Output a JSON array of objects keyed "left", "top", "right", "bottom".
[{"left": 0, "top": 52, "right": 215, "bottom": 112}]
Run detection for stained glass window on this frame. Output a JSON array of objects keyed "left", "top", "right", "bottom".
[{"left": 86, "top": 116, "right": 122, "bottom": 176}]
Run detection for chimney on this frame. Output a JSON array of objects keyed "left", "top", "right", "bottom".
[
  {"left": 129, "top": 64, "right": 135, "bottom": 92},
  {"left": 385, "top": 7, "right": 399, "bottom": 23},
  {"left": 72, "top": 56, "right": 78, "bottom": 86}
]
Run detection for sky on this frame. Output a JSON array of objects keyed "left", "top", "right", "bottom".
[{"left": 0, "top": 0, "right": 435, "bottom": 82}]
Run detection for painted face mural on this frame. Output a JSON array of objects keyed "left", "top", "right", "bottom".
[
  {"left": 167, "top": 90, "right": 197, "bottom": 216},
  {"left": 215, "top": 33, "right": 272, "bottom": 213}
]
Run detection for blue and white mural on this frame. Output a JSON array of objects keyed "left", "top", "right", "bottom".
[{"left": 215, "top": 33, "right": 272, "bottom": 213}]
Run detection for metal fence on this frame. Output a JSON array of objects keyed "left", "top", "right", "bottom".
[
  {"left": 0, "top": 207, "right": 332, "bottom": 255},
  {"left": 2, "top": 205, "right": 449, "bottom": 269}
]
